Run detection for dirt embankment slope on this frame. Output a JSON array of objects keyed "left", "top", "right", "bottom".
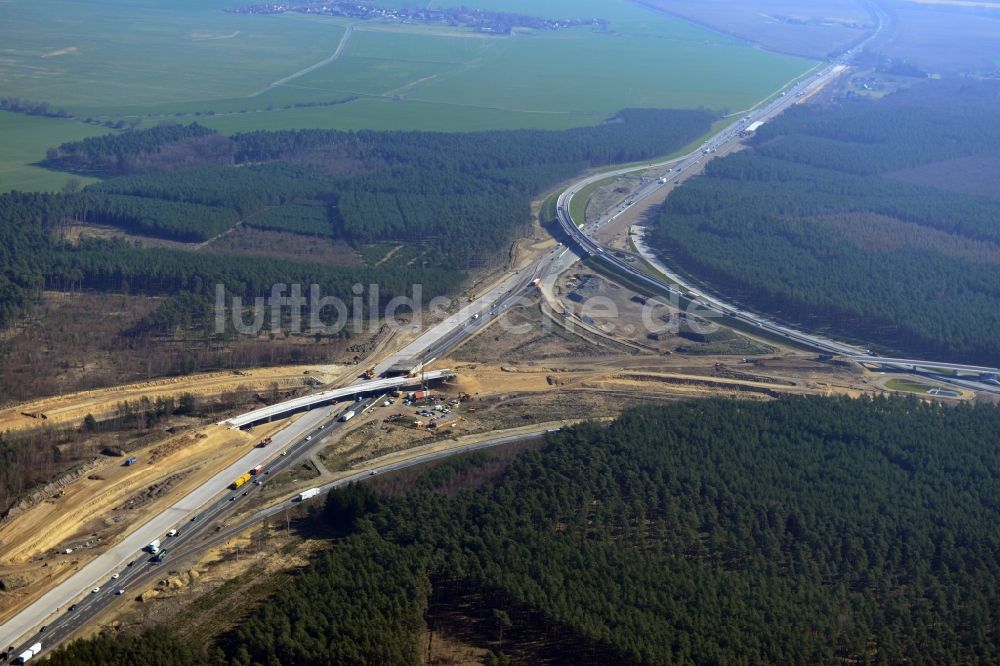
[
  {"left": 0, "top": 418, "right": 291, "bottom": 621},
  {"left": 0, "top": 364, "right": 346, "bottom": 432}
]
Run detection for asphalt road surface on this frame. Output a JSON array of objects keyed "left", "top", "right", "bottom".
[
  {"left": 17, "top": 6, "right": 990, "bottom": 655},
  {"left": 2, "top": 424, "right": 551, "bottom": 661}
]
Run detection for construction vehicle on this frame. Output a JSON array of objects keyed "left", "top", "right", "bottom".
[
  {"left": 363, "top": 367, "right": 376, "bottom": 380},
  {"left": 230, "top": 472, "right": 252, "bottom": 490}
]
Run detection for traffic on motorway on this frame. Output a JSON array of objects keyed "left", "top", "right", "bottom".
[
  {"left": 1, "top": 396, "right": 381, "bottom": 662},
  {"left": 2, "top": 263, "right": 540, "bottom": 654},
  {"left": 551, "top": 48, "right": 999, "bottom": 394},
  {"left": 0, "top": 228, "right": 576, "bottom": 659},
  {"left": 1, "top": 411, "right": 553, "bottom": 663},
  {"left": 3, "top": 7, "right": 980, "bottom": 658}
]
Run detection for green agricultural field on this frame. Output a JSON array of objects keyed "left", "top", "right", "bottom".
[
  {"left": 0, "top": 112, "right": 106, "bottom": 193},
  {"left": 1, "top": 0, "right": 811, "bottom": 124},
  {"left": 0, "top": 0, "right": 348, "bottom": 111},
  {"left": 0, "top": 0, "right": 814, "bottom": 187},
  {"left": 197, "top": 98, "right": 584, "bottom": 133}
]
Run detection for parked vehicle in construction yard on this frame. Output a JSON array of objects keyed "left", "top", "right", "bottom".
[
  {"left": 230, "top": 472, "right": 251, "bottom": 490},
  {"left": 256, "top": 437, "right": 273, "bottom": 448},
  {"left": 296, "top": 488, "right": 321, "bottom": 502}
]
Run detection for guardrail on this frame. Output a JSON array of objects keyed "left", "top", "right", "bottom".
[{"left": 223, "top": 370, "right": 454, "bottom": 428}]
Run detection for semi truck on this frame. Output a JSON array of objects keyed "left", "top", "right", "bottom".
[
  {"left": 339, "top": 410, "right": 355, "bottom": 422},
  {"left": 13, "top": 643, "right": 42, "bottom": 664},
  {"left": 231, "top": 472, "right": 252, "bottom": 490},
  {"left": 296, "top": 488, "right": 321, "bottom": 502},
  {"left": 146, "top": 539, "right": 161, "bottom": 554}
]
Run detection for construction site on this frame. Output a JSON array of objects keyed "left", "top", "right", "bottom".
[
  {"left": 0, "top": 234, "right": 977, "bottom": 644},
  {"left": 0, "top": 102, "right": 990, "bottom": 656}
]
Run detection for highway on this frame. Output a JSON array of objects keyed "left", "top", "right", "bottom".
[
  {"left": 1, "top": 50, "right": 866, "bottom": 659},
  {"left": 0, "top": 253, "right": 549, "bottom": 652},
  {"left": 0, "top": 400, "right": 371, "bottom": 660},
  {"left": 0, "top": 220, "right": 580, "bottom": 655},
  {"left": 3, "top": 417, "right": 553, "bottom": 662},
  {"left": 223, "top": 371, "right": 454, "bottom": 428},
  {"left": 7, "top": 2, "right": 992, "bottom": 655},
  {"left": 548, "top": 5, "right": 999, "bottom": 392},
  {"left": 555, "top": 140, "right": 1000, "bottom": 391}
]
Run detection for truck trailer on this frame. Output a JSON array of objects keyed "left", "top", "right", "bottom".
[
  {"left": 296, "top": 488, "right": 321, "bottom": 502},
  {"left": 146, "top": 539, "right": 161, "bottom": 554},
  {"left": 339, "top": 410, "right": 355, "bottom": 422},
  {"left": 13, "top": 642, "right": 42, "bottom": 664},
  {"left": 231, "top": 472, "right": 252, "bottom": 490}
]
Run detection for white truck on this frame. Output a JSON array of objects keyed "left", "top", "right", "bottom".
[
  {"left": 339, "top": 410, "right": 355, "bottom": 422},
  {"left": 14, "top": 642, "right": 42, "bottom": 664},
  {"left": 296, "top": 488, "right": 321, "bottom": 502},
  {"left": 145, "top": 539, "right": 161, "bottom": 554}
]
